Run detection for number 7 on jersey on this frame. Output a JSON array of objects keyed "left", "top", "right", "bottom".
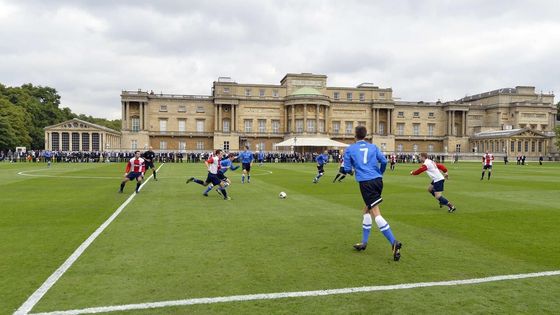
[{"left": 359, "top": 148, "right": 368, "bottom": 164}]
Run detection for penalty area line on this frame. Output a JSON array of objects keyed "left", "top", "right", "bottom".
[
  {"left": 29, "top": 270, "right": 560, "bottom": 315},
  {"left": 14, "top": 164, "right": 165, "bottom": 315}
]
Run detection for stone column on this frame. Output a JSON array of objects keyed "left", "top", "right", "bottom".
[
  {"left": 371, "top": 108, "right": 375, "bottom": 135},
  {"left": 125, "top": 102, "right": 130, "bottom": 130},
  {"left": 284, "top": 106, "right": 288, "bottom": 133},
  {"left": 451, "top": 111, "right": 455, "bottom": 136},
  {"left": 121, "top": 102, "right": 125, "bottom": 130},
  {"left": 214, "top": 105, "right": 218, "bottom": 131},
  {"left": 232, "top": 105, "right": 236, "bottom": 132},
  {"left": 463, "top": 111, "right": 467, "bottom": 136},
  {"left": 316, "top": 104, "right": 320, "bottom": 134},
  {"left": 291, "top": 105, "right": 295, "bottom": 133},
  {"left": 325, "top": 106, "right": 329, "bottom": 133},
  {"left": 303, "top": 104, "right": 307, "bottom": 133},
  {"left": 139, "top": 102, "right": 144, "bottom": 131},
  {"left": 387, "top": 109, "right": 392, "bottom": 134}
]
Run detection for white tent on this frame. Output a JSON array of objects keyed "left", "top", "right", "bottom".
[{"left": 274, "top": 137, "right": 349, "bottom": 148}]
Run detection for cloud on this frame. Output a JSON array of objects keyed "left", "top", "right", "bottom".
[{"left": 0, "top": 0, "right": 559, "bottom": 119}]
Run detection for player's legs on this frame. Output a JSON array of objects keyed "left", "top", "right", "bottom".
[
  {"left": 313, "top": 166, "right": 324, "bottom": 183},
  {"left": 134, "top": 175, "right": 143, "bottom": 193},
  {"left": 481, "top": 166, "right": 486, "bottom": 180},
  {"left": 119, "top": 175, "right": 133, "bottom": 193},
  {"left": 433, "top": 180, "right": 455, "bottom": 212},
  {"left": 487, "top": 166, "right": 492, "bottom": 180}
]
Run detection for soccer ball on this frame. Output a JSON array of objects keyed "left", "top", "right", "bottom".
[{"left": 279, "top": 191, "right": 287, "bottom": 199}]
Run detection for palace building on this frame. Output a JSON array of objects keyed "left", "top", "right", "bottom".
[{"left": 45, "top": 73, "right": 558, "bottom": 158}]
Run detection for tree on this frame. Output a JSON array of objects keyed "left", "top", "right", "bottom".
[{"left": 0, "top": 98, "right": 32, "bottom": 149}]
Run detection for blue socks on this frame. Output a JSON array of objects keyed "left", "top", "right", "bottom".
[
  {"left": 438, "top": 196, "right": 449, "bottom": 205},
  {"left": 375, "top": 215, "right": 396, "bottom": 245},
  {"left": 362, "top": 213, "right": 372, "bottom": 244},
  {"left": 203, "top": 184, "right": 213, "bottom": 194}
]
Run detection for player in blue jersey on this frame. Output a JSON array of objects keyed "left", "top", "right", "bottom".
[
  {"left": 258, "top": 151, "right": 265, "bottom": 166},
  {"left": 43, "top": 150, "right": 52, "bottom": 168},
  {"left": 312, "top": 150, "right": 329, "bottom": 183},
  {"left": 240, "top": 145, "right": 253, "bottom": 183},
  {"left": 203, "top": 153, "right": 239, "bottom": 197},
  {"left": 343, "top": 126, "right": 402, "bottom": 261}
]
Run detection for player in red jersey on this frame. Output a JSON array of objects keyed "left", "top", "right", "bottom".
[
  {"left": 119, "top": 150, "right": 146, "bottom": 193},
  {"left": 389, "top": 153, "right": 397, "bottom": 171},
  {"left": 410, "top": 153, "right": 456, "bottom": 213},
  {"left": 481, "top": 151, "right": 494, "bottom": 180}
]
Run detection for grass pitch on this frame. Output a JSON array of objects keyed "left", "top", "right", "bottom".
[{"left": 1, "top": 161, "right": 560, "bottom": 314}]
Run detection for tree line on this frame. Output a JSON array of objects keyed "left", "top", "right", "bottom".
[{"left": 0, "top": 83, "right": 121, "bottom": 151}]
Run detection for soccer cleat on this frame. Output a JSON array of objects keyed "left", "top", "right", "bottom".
[
  {"left": 186, "top": 177, "right": 194, "bottom": 184},
  {"left": 118, "top": 190, "right": 123, "bottom": 194},
  {"left": 224, "top": 196, "right": 231, "bottom": 200},
  {"left": 448, "top": 205, "right": 456, "bottom": 213},
  {"left": 353, "top": 243, "right": 367, "bottom": 251},
  {"left": 203, "top": 193, "right": 208, "bottom": 197},
  {"left": 392, "top": 241, "right": 402, "bottom": 261},
  {"left": 313, "top": 178, "right": 317, "bottom": 184},
  {"left": 135, "top": 190, "right": 139, "bottom": 194}
]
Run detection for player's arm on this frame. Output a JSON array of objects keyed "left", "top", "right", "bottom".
[
  {"left": 410, "top": 165, "right": 427, "bottom": 175},
  {"left": 436, "top": 163, "right": 448, "bottom": 179},
  {"left": 141, "top": 160, "right": 146, "bottom": 176},
  {"left": 124, "top": 161, "right": 131, "bottom": 175},
  {"left": 342, "top": 149, "right": 353, "bottom": 174},
  {"left": 377, "top": 148, "right": 388, "bottom": 174}
]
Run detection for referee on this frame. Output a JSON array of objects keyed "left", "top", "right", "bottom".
[{"left": 143, "top": 146, "right": 157, "bottom": 181}]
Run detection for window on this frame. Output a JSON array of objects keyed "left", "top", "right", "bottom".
[
  {"left": 511, "top": 141, "right": 515, "bottom": 152},
  {"left": 358, "top": 121, "right": 366, "bottom": 126},
  {"left": 332, "top": 121, "right": 340, "bottom": 134},
  {"left": 287, "top": 120, "right": 292, "bottom": 132},
  {"left": 397, "top": 111, "right": 404, "bottom": 118},
  {"left": 524, "top": 141, "right": 529, "bottom": 152},
  {"left": 397, "top": 144, "right": 403, "bottom": 152},
  {"left": 178, "top": 119, "right": 186, "bottom": 132},
  {"left": 244, "top": 119, "right": 253, "bottom": 132},
  {"left": 345, "top": 121, "right": 353, "bottom": 134},
  {"left": 91, "top": 133, "right": 99, "bottom": 151},
  {"left": 397, "top": 123, "right": 404, "bottom": 136},
  {"left": 223, "top": 141, "right": 230, "bottom": 151},
  {"left": 378, "top": 122, "right": 385, "bottom": 135},
  {"left": 160, "top": 141, "right": 167, "bottom": 150},
  {"left": 159, "top": 119, "right": 167, "bottom": 132},
  {"left": 346, "top": 92, "right": 352, "bottom": 101},
  {"left": 428, "top": 144, "right": 434, "bottom": 153},
  {"left": 318, "top": 120, "right": 325, "bottom": 133},
  {"left": 223, "top": 87, "right": 230, "bottom": 93},
  {"left": 196, "top": 120, "right": 204, "bottom": 132},
  {"left": 196, "top": 141, "right": 204, "bottom": 150},
  {"left": 257, "top": 142, "right": 265, "bottom": 151},
  {"left": 379, "top": 92, "right": 385, "bottom": 97},
  {"left": 428, "top": 124, "right": 434, "bottom": 136},
  {"left": 259, "top": 89, "right": 265, "bottom": 97},
  {"left": 132, "top": 117, "right": 140, "bottom": 132},
  {"left": 81, "top": 133, "right": 90, "bottom": 151},
  {"left": 61, "top": 132, "right": 70, "bottom": 151},
  {"left": 413, "top": 144, "right": 418, "bottom": 152},
  {"left": 413, "top": 112, "right": 420, "bottom": 118},
  {"left": 456, "top": 144, "right": 461, "bottom": 153},
  {"left": 359, "top": 93, "right": 365, "bottom": 101},
  {"left": 159, "top": 105, "right": 167, "bottom": 112},
  {"left": 518, "top": 141, "right": 522, "bottom": 152},
  {"left": 296, "top": 119, "right": 304, "bottom": 133},
  {"left": 245, "top": 88, "right": 251, "bottom": 96},
  {"left": 307, "top": 120, "right": 315, "bottom": 132},
  {"left": 196, "top": 106, "right": 205, "bottom": 113},
  {"left": 223, "top": 119, "right": 230, "bottom": 132},
  {"left": 272, "top": 120, "right": 280, "bottom": 134},
  {"left": 258, "top": 119, "right": 266, "bottom": 133},
  {"left": 72, "top": 132, "right": 79, "bottom": 151},
  {"left": 178, "top": 105, "right": 187, "bottom": 113},
  {"left": 52, "top": 132, "right": 60, "bottom": 151},
  {"left": 428, "top": 112, "right": 434, "bottom": 118},
  {"left": 131, "top": 140, "right": 138, "bottom": 150},
  {"left": 179, "top": 141, "right": 186, "bottom": 151},
  {"left": 333, "top": 92, "right": 340, "bottom": 100},
  {"left": 272, "top": 90, "right": 279, "bottom": 97},
  {"left": 413, "top": 123, "right": 420, "bottom": 136},
  {"left": 531, "top": 141, "right": 536, "bottom": 152}
]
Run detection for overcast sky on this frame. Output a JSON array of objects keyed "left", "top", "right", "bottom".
[{"left": 1, "top": 0, "right": 559, "bottom": 119}]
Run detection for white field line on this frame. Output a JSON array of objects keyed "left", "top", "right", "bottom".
[
  {"left": 14, "top": 164, "right": 165, "bottom": 315},
  {"left": 30, "top": 270, "right": 560, "bottom": 315}
]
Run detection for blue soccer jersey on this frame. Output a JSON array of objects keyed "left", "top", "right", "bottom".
[
  {"left": 240, "top": 151, "right": 253, "bottom": 163},
  {"left": 220, "top": 158, "right": 232, "bottom": 174},
  {"left": 343, "top": 140, "right": 387, "bottom": 182},
  {"left": 316, "top": 153, "right": 328, "bottom": 166}
]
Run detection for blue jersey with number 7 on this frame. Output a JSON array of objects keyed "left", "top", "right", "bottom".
[{"left": 343, "top": 140, "right": 387, "bottom": 182}]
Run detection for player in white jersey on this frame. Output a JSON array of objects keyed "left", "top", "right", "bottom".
[
  {"left": 389, "top": 153, "right": 397, "bottom": 171},
  {"left": 410, "top": 152, "right": 456, "bottom": 213},
  {"left": 332, "top": 150, "right": 351, "bottom": 182},
  {"left": 119, "top": 151, "right": 145, "bottom": 193},
  {"left": 186, "top": 149, "right": 230, "bottom": 200},
  {"left": 481, "top": 151, "right": 494, "bottom": 180}
]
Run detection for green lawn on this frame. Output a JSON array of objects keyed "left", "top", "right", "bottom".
[{"left": 2, "top": 161, "right": 560, "bottom": 314}]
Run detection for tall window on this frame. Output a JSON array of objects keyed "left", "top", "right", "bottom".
[
  {"left": 359, "top": 93, "right": 365, "bottom": 101},
  {"left": 413, "top": 123, "right": 420, "bottom": 136},
  {"left": 159, "top": 119, "right": 167, "bottom": 132},
  {"left": 223, "top": 119, "right": 230, "bottom": 132},
  {"left": 196, "top": 120, "right": 205, "bottom": 132},
  {"left": 428, "top": 124, "right": 434, "bottom": 136},
  {"left": 346, "top": 92, "right": 352, "bottom": 101},
  {"left": 223, "top": 141, "right": 230, "bottom": 151},
  {"left": 62, "top": 132, "right": 70, "bottom": 151},
  {"left": 245, "top": 89, "right": 251, "bottom": 96},
  {"left": 72, "top": 132, "right": 80, "bottom": 151},
  {"left": 518, "top": 141, "right": 522, "bottom": 152},
  {"left": 244, "top": 119, "right": 253, "bottom": 132},
  {"left": 91, "top": 133, "right": 99, "bottom": 151},
  {"left": 259, "top": 89, "right": 265, "bottom": 97},
  {"left": 524, "top": 141, "right": 529, "bottom": 152},
  {"left": 531, "top": 141, "right": 536, "bottom": 152},
  {"left": 52, "top": 132, "right": 60, "bottom": 151},
  {"left": 131, "top": 140, "right": 138, "bottom": 150},
  {"left": 397, "top": 123, "right": 404, "bottom": 136},
  {"left": 160, "top": 141, "right": 167, "bottom": 150},
  {"left": 456, "top": 144, "right": 461, "bottom": 152},
  {"left": 378, "top": 122, "right": 385, "bottom": 135},
  {"left": 81, "top": 133, "right": 90, "bottom": 151},
  {"left": 397, "top": 144, "right": 403, "bottom": 152},
  {"left": 178, "top": 119, "right": 186, "bottom": 132},
  {"left": 258, "top": 119, "right": 266, "bottom": 133},
  {"left": 332, "top": 121, "right": 340, "bottom": 134},
  {"left": 307, "top": 120, "right": 315, "bottom": 132},
  {"left": 272, "top": 120, "right": 280, "bottom": 134},
  {"left": 296, "top": 119, "right": 304, "bottom": 133},
  {"left": 132, "top": 117, "right": 140, "bottom": 132},
  {"left": 257, "top": 142, "right": 265, "bottom": 151},
  {"left": 428, "top": 144, "right": 434, "bottom": 152},
  {"left": 345, "top": 121, "right": 353, "bottom": 134},
  {"left": 333, "top": 92, "right": 340, "bottom": 100},
  {"left": 197, "top": 141, "right": 204, "bottom": 150},
  {"left": 287, "top": 120, "right": 292, "bottom": 133},
  {"left": 318, "top": 120, "right": 325, "bottom": 133},
  {"left": 179, "top": 141, "right": 186, "bottom": 151},
  {"left": 511, "top": 141, "right": 515, "bottom": 152},
  {"left": 412, "top": 144, "right": 418, "bottom": 152},
  {"left": 538, "top": 141, "right": 542, "bottom": 152}
]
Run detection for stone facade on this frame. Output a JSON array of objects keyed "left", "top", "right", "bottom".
[{"left": 44, "top": 118, "right": 121, "bottom": 151}]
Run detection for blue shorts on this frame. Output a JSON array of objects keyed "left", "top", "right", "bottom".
[
  {"left": 242, "top": 163, "right": 251, "bottom": 172},
  {"left": 205, "top": 173, "right": 222, "bottom": 186},
  {"left": 359, "top": 178, "right": 383, "bottom": 209},
  {"left": 126, "top": 172, "right": 143, "bottom": 180},
  {"left": 431, "top": 179, "right": 445, "bottom": 192}
]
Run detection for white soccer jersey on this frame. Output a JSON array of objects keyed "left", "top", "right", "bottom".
[
  {"left": 423, "top": 159, "right": 445, "bottom": 182},
  {"left": 483, "top": 153, "right": 494, "bottom": 166},
  {"left": 206, "top": 155, "right": 220, "bottom": 174},
  {"left": 339, "top": 157, "right": 344, "bottom": 167}
]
